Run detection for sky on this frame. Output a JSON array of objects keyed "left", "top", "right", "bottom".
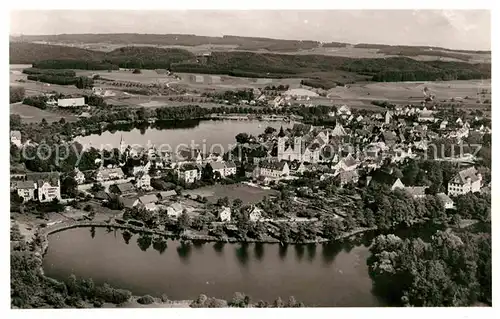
[{"left": 10, "top": 10, "right": 491, "bottom": 50}]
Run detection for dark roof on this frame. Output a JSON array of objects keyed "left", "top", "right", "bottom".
[
  {"left": 209, "top": 162, "right": 225, "bottom": 170},
  {"left": 15, "top": 181, "right": 35, "bottom": 189},
  {"left": 259, "top": 160, "right": 287, "bottom": 171},
  {"left": 225, "top": 161, "right": 237, "bottom": 169},
  {"left": 26, "top": 172, "right": 60, "bottom": 187},
  {"left": 115, "top": 182, "right": 135, "bottom": 194},
  {"left": 452, "top": 166, "right": 480, "bottom": 184}
]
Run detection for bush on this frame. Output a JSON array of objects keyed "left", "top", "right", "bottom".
[
  {"left": 10, "top": 86, "right": 25, "bottom": 103},
  {"left": 83, "top": 204, "right": 93, "bottom": 212},
  {"left": 137, "top": 294, "right": 155, "bottom": 305},
  {"left": 132, "top": 69, "right": 142, "bottom": 74}
]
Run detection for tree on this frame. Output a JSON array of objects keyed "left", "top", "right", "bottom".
[
  {"left": 235, "top": 133, "right": 250, "bottom": 144},
  {"left": 61, "top": 176, "right": 78, "bottom": 198},
  {"left": 75, "top": 76, "right": 94, "bottom": 89},
  {"left": 264, "top": 126, "right": 276, "bottom": 134},
  {"left": 177, "top": 210, "right": 191, "bottom": 232},
  {"left": 232, "top": 199, "right": 243, "bottom": 210},
  {"left": 10, "top": 86, "right": 25, "bottom": 103}
]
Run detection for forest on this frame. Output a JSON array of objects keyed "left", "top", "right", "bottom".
[{"left": 10, "top": 42, "right": 490, "bottom": 88}]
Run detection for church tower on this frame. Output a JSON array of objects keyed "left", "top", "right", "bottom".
[
  {"left": 119, "top": 135, "right": 126, "bottom": 155},
  {"left": 277, "top": 136, "right": 286, "bottom": 161}
]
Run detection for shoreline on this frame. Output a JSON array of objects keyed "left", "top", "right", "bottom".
[{"left": 34, "top": 220, "right": 374, "bottom": 308}]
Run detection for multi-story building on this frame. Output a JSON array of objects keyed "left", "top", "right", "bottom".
[
  {"left": 26, "top": 173, "right": 61, "bottom": 203},
  {"left": 176, "top": 163, "right": 202, "bottom": 184},
  {"left": 257, "top": 160, "right": 290, "bottom": 179},
  {"left": 15, "top": 181, "right": 36, "bottom": 202},
  {"left": 448, "top": 167, "right": 482, "bottom": 196}
]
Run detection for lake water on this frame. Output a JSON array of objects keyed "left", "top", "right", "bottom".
[
  {"left": 75, "top": 120, "right": 292, "bottom": 152},
  {"left": 43, "top": 227, "right": 385, "bottom": 307}
]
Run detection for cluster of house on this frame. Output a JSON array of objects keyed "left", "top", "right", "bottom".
[
  {"left": 11, "top": 172, "right": 61, "bottom": 203},
  {"left": 230, "top": 104, "right": 487, "bottom": 207}
]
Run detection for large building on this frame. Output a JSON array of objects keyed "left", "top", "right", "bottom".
[
  {"left": 257, "top": 160, "right": 290, "bottom": 179},
  {"left": 58, "top": 97, "right": 85, "bottom": 108},
  {"left": 448, "top": 167, "right": 482, "bottom": 196}
]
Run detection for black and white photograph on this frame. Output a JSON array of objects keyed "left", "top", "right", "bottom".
[{"left": 7, "top": 4, "right": 494, "bottom": 312}]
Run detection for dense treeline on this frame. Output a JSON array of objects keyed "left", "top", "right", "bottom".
[
  {"left": 22, "top": 95, "right": 48, "bottom": 109},
  {"left": 322, "top": 42, "right": 349, "bottom": 48},
  {"left": 33, "top": 59, "right": 119, "bottom": 70},
  {"left": 14, "top": 42, "right": 490, "bottom": 84},
  {"left": 26, "top": 74, "right": 94, "bottom": 88},
  {"left": 22, "top": 67, "right": 76, "bottom": 76},
  {"left": 27, "top": 74, "right": 79, "bottom": 86},
  {"left": 300, "top": 78, "right": 335, "bottom": 89},
  {"left": 368, "top": 230, "right": 491, "bottom": 306},
  {"left": 9, "top": 42, "right": 103, "bottom": 64}
]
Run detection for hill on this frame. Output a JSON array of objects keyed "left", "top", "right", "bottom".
[
  {"left": 9, "top": 42, "right": 491, "bottom": 88},
  {"left": 9, "top": 42, "right": 104, "bottom": 64}
]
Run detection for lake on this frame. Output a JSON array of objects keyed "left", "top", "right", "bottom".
[
  {"left": 75, "top": 119, "right": 292, "bottom": 152},
  {"left": 43, "top": 227, "right": 386, "bottom": 307}
]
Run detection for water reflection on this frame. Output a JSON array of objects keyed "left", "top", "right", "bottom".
[
  {"left": 152, "top": 237, "right": 168, "bottom": 254},
  {"left": 213, "top": 242, "right": 225, "bottom": 255},
  {"left": 122, "top": 230, "right": 132, "bottom": 245},
  {"left": 278, "top": 244, "right": 288, "bottom": 260},
  {"left": 306, "top": 244, "right": 316, "bottom": 262},
  {"left": 295, "top": 244, "right": 305, "bottom": 262},
  {"left": 235, "top": 243, "right": 250, "bottom": 266},
  {"left": 90, "top": 227, "right": 96, "bottom": 239},
  {"left": 192, "top": 240, "right": 205, "bottom": 250},
  {"left": 176, "top": 242, "right": 192, "bottom": 262},
  {"left": 254, "top": 243, "right": 264, "bottom": 261},
  {"left": 322, "top": 242, "right": 342, "bottom": 265},
  {"left": 137, "top": 234, "right": 152, "bottom": 252}
]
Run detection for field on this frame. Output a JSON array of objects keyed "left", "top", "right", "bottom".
[
  {"left": 173, "top": 73, "right": 303, "bottom": 91},
  {"left": 327, "top": 80, "right": 491, "bottom": 107},
  {"left": 10, "top": 103, "right": 78, "bottom": 123},
  {"left": 183, "top": 184, "right": 278, "bottom": 205}
]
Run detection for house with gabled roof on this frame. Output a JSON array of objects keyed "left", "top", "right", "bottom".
[
  {"left": 26, "top": 172, "right": 61, "bottom": 203},
  {"left": 257, "top": 160, "right": 289, "bottom": 179},
  {"left": 448, "top": 166, "right": 482, "bottom": 196}
]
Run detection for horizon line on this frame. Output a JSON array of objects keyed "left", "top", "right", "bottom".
[{"left": 9, "top": 32, "right": 492, "bottom": 53}]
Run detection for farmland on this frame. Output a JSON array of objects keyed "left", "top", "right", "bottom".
[{"left": 10, "top": 102, "right": 78, "bottom": 123}]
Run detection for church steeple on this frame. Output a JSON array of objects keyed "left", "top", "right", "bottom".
[{"left": 278, "top": 126, "right": 285, "bottom": 137}]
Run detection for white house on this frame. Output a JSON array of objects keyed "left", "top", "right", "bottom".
[
  {"left": 390, "top": 178, "right": 406, "bottom": 191},
  {"left": 257, "top": 160, "right": 290, "bottom": 179},
  {"left": 176, "top": 163, "right": 201, "bottom": 184},
  {"left": 224, "top": 161, "right": 237, "bottom": 176},
  {"left": 10, "top": 131, "right": 22, "bottom": 148},
  {"left": 95, "top": 167, "right": 125, "bottom": 182},
  {"left": 437, "top": 193, "right": 455, "bottom": 209},
  {"left": 218, "top": 206, "right": 231, "bottom": 222},
  {"left": 57, "top": 97, "right": 85, "bottom": 108},
  {"left": 448, "top": 167, "right": 482, "bottom": 196},
  {"left": 166, "top": 203, "right": 183, "bottom": 218},
  {"left": 249, "top": 206, "right": 264, "bottom": 222},
  {"left": 337, "top": 105, "right": 351, "bottom": 118},
  {"left": 74, "top": 168, "right": 86, "bottom": 184},
  {"left": 135, "top": 171, "right": 151, "bottom": 190},
  {"left": 28, "top": 173, "right": 61, "bottom": 203},
  {"left": 15, "top": 180, "right": 36, "bottom": 202}
]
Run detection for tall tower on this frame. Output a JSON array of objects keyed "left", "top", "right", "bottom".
[
  {"left": 119, "top": 135, "right": 126, "bottom": 155},
  {"left": 294, "top": 136, "right": 302, "bottom": 161},
  {"left": 277, "top": 136, "right": 285, "bottom": 161}
]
